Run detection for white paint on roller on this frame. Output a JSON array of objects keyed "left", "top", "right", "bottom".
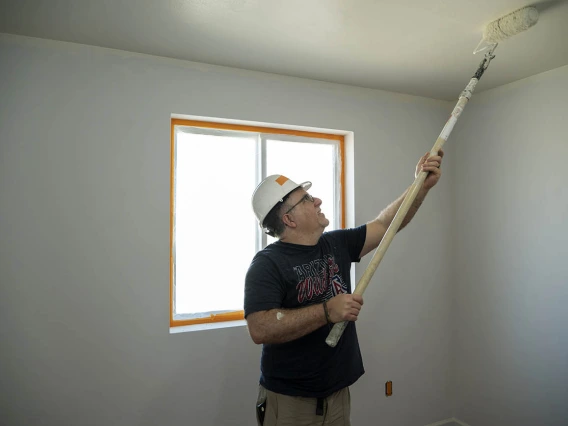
[
  {"left": 483, "top": 6, "right": 539, "bottom": 43},
  {"left": 276, "top": 312, "right": 284, "bottom": 320}
]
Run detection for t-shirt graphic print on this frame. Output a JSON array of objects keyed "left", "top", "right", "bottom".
[{"left": 294, "top": 254, "right": 347, "bottom": 304}]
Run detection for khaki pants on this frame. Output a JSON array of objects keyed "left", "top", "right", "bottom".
[{"left": 256, "top": 385, "right": 351, "bottom": 426}]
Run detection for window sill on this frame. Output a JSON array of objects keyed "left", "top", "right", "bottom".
[{"left": 169, "top": 319, "right": 247, "bottom": 334}]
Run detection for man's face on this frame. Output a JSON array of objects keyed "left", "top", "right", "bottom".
[{"left": 283, "top": 188, "right": 329, "bottom": 233}]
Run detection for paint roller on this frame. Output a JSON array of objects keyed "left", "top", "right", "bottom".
[
  {"left": 325, "top": 6, "right": 540, "bottom": 348},
  {"left": 474, "top": 6, "right": 539, "bottom": 53}
]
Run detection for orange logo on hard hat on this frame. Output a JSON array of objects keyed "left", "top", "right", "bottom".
[{"left": 275, "top": 176, "right": 289, "bottom": 186}]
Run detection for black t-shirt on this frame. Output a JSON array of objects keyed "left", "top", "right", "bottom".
[{"left": 244, "top": 225, "right": 367, "bottom": 398}]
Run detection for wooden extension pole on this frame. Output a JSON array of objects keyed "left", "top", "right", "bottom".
[{"left": 325, "top": 46, "right": 497, "bottom": 347}]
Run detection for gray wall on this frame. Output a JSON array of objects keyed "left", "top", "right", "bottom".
[
  {"left": 0, "top": 34, "right": 453, "bottom": 426},
  {"left": 451, "top": 65, "right": 568, "bottom": 425}
]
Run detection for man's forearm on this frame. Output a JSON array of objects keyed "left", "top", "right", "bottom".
[
  {"left": 247, "top": 303, "right": 328, "bottom": 345},
  {"left": 377, "top": 186, "right": 429, "bottom": 231}
]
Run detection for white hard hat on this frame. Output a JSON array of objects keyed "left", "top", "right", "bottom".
[{"left": 251, "top": 175, "right": 312, "bottom": 227}]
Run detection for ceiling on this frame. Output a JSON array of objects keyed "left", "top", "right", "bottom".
[{"left": 1, "top": 0, "right": 567, "bottom": 100}]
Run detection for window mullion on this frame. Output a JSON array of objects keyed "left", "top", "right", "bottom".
[
  {"left": 259, "top": 134, "right": 267, "bottom": 248},
  {"left": 334, "top": 142, "right": 341, "bottom": 229}
]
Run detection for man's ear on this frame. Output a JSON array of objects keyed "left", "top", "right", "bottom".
[{"left": 282, "top": 213, "right": 297, "bottom": 229}]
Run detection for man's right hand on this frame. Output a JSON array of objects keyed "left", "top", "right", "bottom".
[{"left": 326, "top": 294, "right": 364, "bottom": 323}]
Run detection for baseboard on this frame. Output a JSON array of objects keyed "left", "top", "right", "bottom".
[{"left": 425, "top": 417, "right": 470, "bottom": 426}]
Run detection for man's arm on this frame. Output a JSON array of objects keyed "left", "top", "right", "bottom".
[
  {"left": 246, "top": 304, "right": 327, "bottom": 345},
  {"left": 359, "top": 150, "right": 443, "bottom": 258},
  {"left": 246, "top": 293, "right": 363, "bottom": 345}
]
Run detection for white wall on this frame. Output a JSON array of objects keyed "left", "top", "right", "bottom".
[
  {"left": 0, "top": 34, "right": 454, "bottom": 426},
  {"left": 451, "top": 65, "right": 568, "bottom": 425}
]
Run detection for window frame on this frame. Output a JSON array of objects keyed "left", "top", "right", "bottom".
[{"left": 170, "top": 118, "right": 346, "bottom": 328}]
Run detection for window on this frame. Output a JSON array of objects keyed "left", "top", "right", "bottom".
[{"left": 170, "top": 118, "right": 345, "bottom": 329}]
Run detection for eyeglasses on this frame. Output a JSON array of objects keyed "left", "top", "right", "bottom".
[{"left": 284, "top": 193, "right": 315, "bottom": 215}]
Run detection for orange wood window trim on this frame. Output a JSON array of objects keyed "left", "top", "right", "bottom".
[
  {"left": 172, "top": 311, "right": 245, "bottom": 327},
  {"left": 170, "top": 118, "right": 346, "bottom": 327},
  {"left": 171, "top": 118, "right": 344, "bottom": 141},
  {"left": 170, "top": 119, "right": 174, "bottom": 327}
]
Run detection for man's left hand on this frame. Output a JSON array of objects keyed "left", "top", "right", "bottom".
[{"left": 416, "top": 149, "right": 444, "bottom": 190}]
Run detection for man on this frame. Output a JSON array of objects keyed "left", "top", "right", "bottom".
[{"left": 244, "top": 150, "right": 444, "bottom": 426}]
